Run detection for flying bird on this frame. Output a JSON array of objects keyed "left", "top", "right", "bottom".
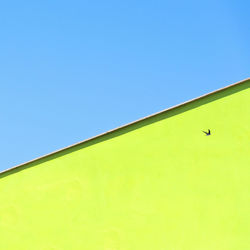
[{"left": 203, "top": 129, "right": 211, "bottom": 136}]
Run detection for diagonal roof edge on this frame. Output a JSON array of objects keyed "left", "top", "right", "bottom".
[{"left": 1, "top": 77, "right": 250, "bottom": 175}]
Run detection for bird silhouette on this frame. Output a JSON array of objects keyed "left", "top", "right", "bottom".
[{"left": 203, "top": 129, "right": 211, "bottom": 136}]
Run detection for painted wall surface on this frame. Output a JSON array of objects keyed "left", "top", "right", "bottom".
[{"left": 0, "top": 82, "right": 249, "bottom": 250}]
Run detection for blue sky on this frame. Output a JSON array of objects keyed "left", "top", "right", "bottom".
[{"left": 0, "top": 0, "right": 249, "bottom": 171}]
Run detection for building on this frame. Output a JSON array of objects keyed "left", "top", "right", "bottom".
[{"left": 0, "top": 78, "right": 249, "bottom": 249}]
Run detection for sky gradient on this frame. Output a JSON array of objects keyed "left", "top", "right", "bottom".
[{"left": 1, "top": 0, "right": 249, "bottom": 171}]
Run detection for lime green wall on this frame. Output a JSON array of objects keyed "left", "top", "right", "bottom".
[{"left": 0, "top": 82, "right": 249, "bottom": 250}]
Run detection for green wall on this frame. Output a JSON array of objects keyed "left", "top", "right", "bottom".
[{"left": 0, "top": 81, "right": 249, "bottom": 249}]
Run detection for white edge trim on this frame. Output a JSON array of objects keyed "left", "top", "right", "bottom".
[{"left": 1, "top": 77, "right": 249, "bottom": 175}]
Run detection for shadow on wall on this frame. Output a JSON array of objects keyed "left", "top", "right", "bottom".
[{"left": 1, "top": 79, "right": 249, "bottom": 179}]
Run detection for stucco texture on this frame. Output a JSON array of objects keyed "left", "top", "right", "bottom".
[{"left": 0, "top": 81, "right": 249, "bottom": 249}]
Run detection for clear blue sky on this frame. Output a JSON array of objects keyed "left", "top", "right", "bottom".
[{"left": 0, "top": 0, "right": 249, "bottom": 171}]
